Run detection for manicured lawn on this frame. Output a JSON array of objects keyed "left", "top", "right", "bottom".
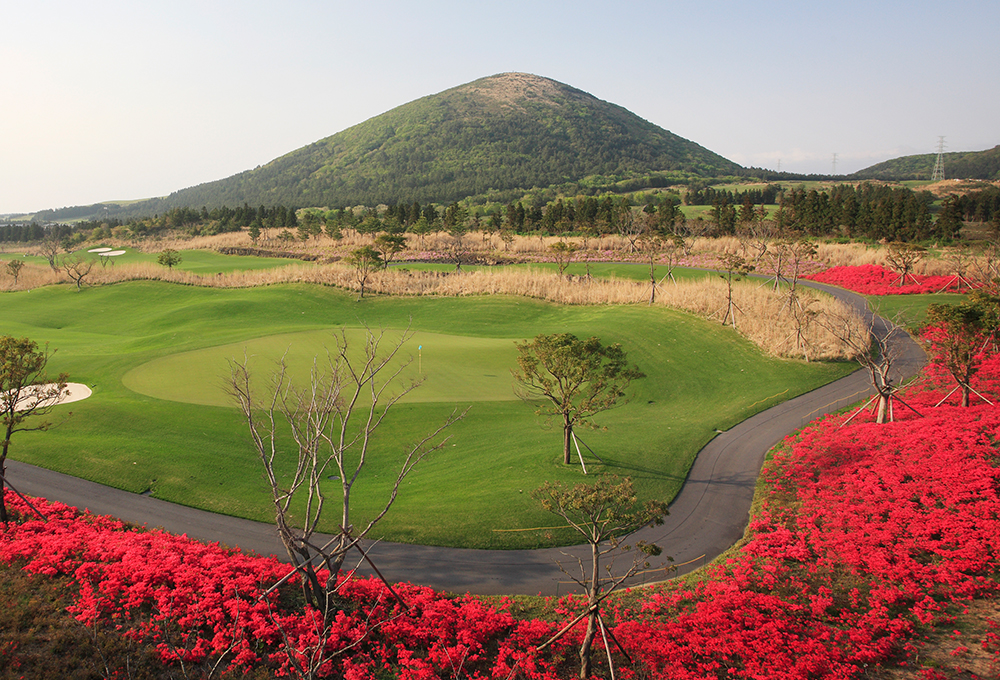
[
  {"left": 865, "top": 292, "right": 966, "bottom": 329},
  {"left": 124, "top": 328, "right": 519, "bottom": 406},
  {"left": 5, "top": 279, "right": 854, "bottom": 549},
  {"left": 155, "top": 248, "right": 309, "bottom": 274},
  {"left": 4, "top": 247, "right": 306, "bottom": 273},
  {"left": 395, "top": 260, "right": 717, "bottom": 282}
]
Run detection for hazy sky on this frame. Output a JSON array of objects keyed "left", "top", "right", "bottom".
[{"left": 2, "top": 0, "right": 997, "bottom": 214}]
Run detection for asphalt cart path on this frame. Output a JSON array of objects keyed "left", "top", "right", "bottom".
[{"left": 8, "top": 281, "right": 925, "bottom": 595}]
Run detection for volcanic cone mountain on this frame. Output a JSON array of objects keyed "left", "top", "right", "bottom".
[{"left": 145, "top": 72, "right": 740, "bottom": 209}]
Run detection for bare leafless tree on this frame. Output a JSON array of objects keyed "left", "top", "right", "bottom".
[
  {"left": 637, "top": 231, "right": 663, "bottom": 304},
  {"left": 817, "top": 309, "right": 921, "bottom": 424},
  {"left": 616, "top": 207, "right": 646, "bottom": 254},
  {"left": 38, "top": 230, "right": 63, "bottom": 272},
  {"left": 227, "top": 325, "right": 466, "bottom": 621},
  {"left": 937, "top": 245, "right": 975, "bottom": 292},
  {"left": 736, "top": 219, "right": 773, "bottom": 270},
  {"left": 971, "top": 238, "right": 1000, "bottom": 284},
  {"left": 883, "top": 242, "right": 925, "bottom": 287},
  {"left": 713, "top": 252, "right": 755, "bottom": 329},
  {"left": 61, "top": 254, "right": 95, "bottom": 290},
  {"left": 775, "top": 238, "right": 818, "bottom": 317},
  {"left": 780, "top": 295, "right": 819, "bottom": 362}
]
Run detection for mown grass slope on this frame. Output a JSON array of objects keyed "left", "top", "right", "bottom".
[{"left": 6, "top": 278, "right": 853, "bottom": 549}]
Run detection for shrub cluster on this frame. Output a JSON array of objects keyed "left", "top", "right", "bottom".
[{"left": 803, "top": 264, "right": 972, "bottom": 295}]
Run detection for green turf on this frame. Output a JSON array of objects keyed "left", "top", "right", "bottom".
[
  {"left": 156, "top": 248, "right": 310, "bottom": 274},
  {"left": 395, "top": 260, "right": 717, "bottom": 282},
  {"left": 123, "top": 329, "right": 520, "bottom": 406},
  {"left": 865, "top": 293, "right": 967, "bottom": 330},
  {"left": 4, "top": 279, "right": 856, "bottom": 549},
  {"left": 7, "top": 247, "right": 307, "bottom": 274}
]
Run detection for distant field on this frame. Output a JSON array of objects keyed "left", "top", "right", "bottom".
[
  {"left": 396, "top": 261, "right": 717, "bottom": 282},
  {"left": 0, "top": 247, "right": 305, "bottom": 274}
]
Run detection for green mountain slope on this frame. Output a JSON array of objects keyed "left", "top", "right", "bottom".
[
  {"left": 851, "top": 145, "right": 1000, "bottom": 181},
  {"left": 140, "top": 72, "right": 740, "bottom": 210}
]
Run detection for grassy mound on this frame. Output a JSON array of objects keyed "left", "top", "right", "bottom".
[{"left": 124, "top": 329, "right": 519, "bottom": 406}]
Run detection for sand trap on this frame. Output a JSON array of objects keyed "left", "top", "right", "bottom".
[
  {"left": 57, "top": 383, "right": 93, "bottom": 404},
  {"left": 7, "top": 383, "right": 92, "bottom": 411},
  {"left": 88, "top": 247, "right": 113, "bottom": 253}
]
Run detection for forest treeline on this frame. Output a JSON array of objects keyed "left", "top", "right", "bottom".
[
  {"left": 774, "top": 184, "right": 947, "bottom": 241},
  {"left": 5, "top": 183, "right": 999, "bottom": 246}
]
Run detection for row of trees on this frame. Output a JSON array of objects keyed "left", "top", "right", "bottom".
[
  {"left": 0, "top": 222, "right": 46, "bottom": 243},
  {"left": 319, "top": 183, "right": 972, "bottom": 244},
  {"left": 772, "top": 183, "right": 946, "bottom": 241},
  {"left": 942, "top": 185, "right": 1000, "bottom": 223},
  {"left": 9, "top": 182, "right": 990, "bottom": 252},
  {"left": 320, "top": 195, "right": 673, "bottom": 238},
  {"left": 683, "top": 182, "right": 780, "bottom": 206}
]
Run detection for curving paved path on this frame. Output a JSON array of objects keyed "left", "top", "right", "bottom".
[{"left": 7, "top": 281, "right": 925, "bottom": 596}]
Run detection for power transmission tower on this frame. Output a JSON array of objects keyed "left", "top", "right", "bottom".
[{"left": 931, "top": 136, "right": 946, "bottom": 181}]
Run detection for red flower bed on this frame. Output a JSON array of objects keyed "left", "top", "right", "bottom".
[
  {"left": 3, "top": 326, "right": 1000, "bottom": 677},
  {"left": 0, "top": 499, "right": 569, "bottom": 678},
  {"left": 613, "top": 403, "right": 1000, "bottom": 677},
  {"left": 803, "top": 264, "right": 972, "bottom": 295}
]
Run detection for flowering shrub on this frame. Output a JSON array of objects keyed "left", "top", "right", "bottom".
[
  {"left": 804, "top": 264, "right": 973, "bottom": 295},
  {"left": 610, "top": 399, "right": 1000, "bottom": 677},
  {"left": 0, "top": 498, "right": 567, "bottom": 677},
  {"left": 984, "top": 619, "right": 1000, "bottom": 661},
  {"left": 2, "top": 320, "right": 999, "bottom": 678}
]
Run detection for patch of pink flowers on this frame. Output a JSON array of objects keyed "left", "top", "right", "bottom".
[{"left": 804, "top": 264, "right": 974, "bottom": 295}]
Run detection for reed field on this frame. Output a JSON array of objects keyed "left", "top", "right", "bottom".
[{"left": 2, "top": 233, "right": 869, "bottom": 361}]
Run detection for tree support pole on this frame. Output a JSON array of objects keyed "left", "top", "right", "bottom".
[
  {"left": 0, "top": 472, "right": 49, "bottom": 522},
  {"left": 572, "top": 431, "right": 588, "bottom": 475}
]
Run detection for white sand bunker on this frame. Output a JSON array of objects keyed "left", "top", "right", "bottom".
[
  {"left": 57, "top": 383, "right": 93, "bottom": 404},
  {"left": 8, "top": 383, "right": 92, "bottom": 411}
]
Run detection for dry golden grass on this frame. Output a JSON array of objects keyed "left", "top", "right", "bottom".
[
  {"left": 2, "top": 254, "right": 862, "bottom": 361},
  {"left": 133, "top": 232, "right": 250, "bottom": 252},
  {"left": 0, "top": 262, "right": 62, "bottom": 290}
]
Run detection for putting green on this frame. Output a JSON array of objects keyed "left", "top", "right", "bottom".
[{"left": 122, "top": 329, "right": 520, "bottom": 406}]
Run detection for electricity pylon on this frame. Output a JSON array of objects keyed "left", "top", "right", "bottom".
[{"left": 931, "top": 136, "right": 946, "bottom": 182}]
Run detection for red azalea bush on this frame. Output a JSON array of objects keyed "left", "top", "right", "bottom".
[
  {"left": 3, "top": 322, "right": 1000, "bottom": 678},
  {"left": 803, "top": 264, "right": 973, "bottom": 295},
  {"left": 0, "top": 499, "right": 569, "bottom": 678}
]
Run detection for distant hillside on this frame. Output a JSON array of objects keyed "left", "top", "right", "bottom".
[
  {"left": 851, "top": 145, "right": 1000, "bottom": 181},
  {"left": 123, "top": 73, "right": 740, "bottom": 212},
  {"left": 31, "top": 203, "right": 119, "bottom": 223}
]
